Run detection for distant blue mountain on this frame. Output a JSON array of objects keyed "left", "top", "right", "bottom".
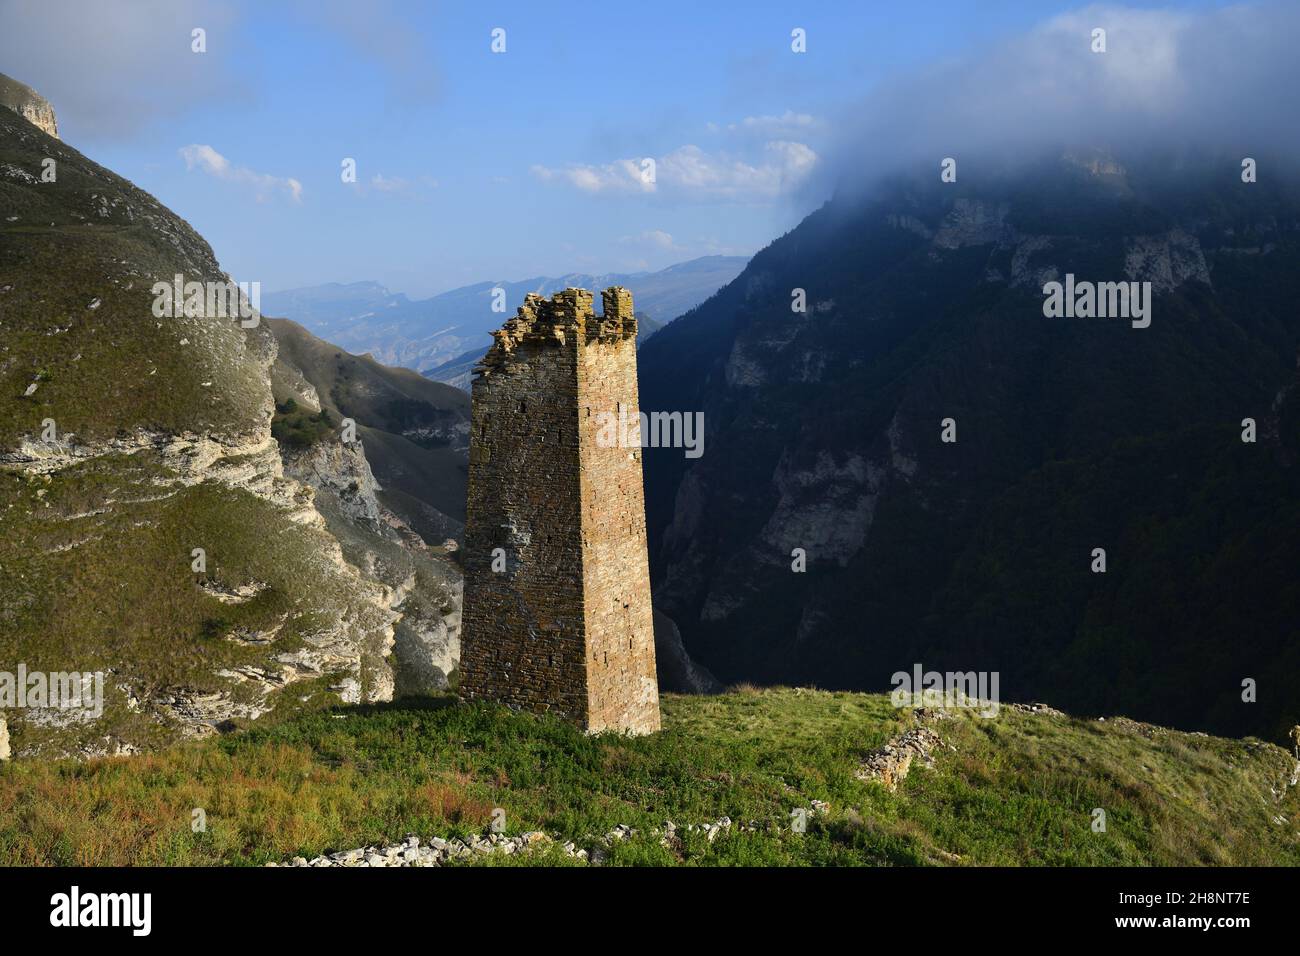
[{"left": 262, "top": 255, "right": 747, "bottom": 375}]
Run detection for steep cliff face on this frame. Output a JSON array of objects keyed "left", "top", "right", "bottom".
[
  {"left": 0, "top": 98, "right": 398, "bottom": 757},
  {"left": 277, "top": 433, "right": 462, "bottom": 696},
  {"left": 0, "top": 72, "right": 58, "bottom": 139},
  {"left": 639, "top": 151, "right": 1300, "bottom": 740},
  {"left": 268, "top": 322, "right": 465, "bottom": 694},
  {"left": 267, "top": 317, "right": 470, "bottom": 545}
]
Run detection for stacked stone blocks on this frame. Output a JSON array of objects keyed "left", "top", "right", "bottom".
[{"left": 460, "top": 286, "right": 660, "bottom": 734}]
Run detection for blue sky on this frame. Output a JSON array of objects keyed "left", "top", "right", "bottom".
[{"left": 0, "top": 0, "right": 1246, "bottom": 297}]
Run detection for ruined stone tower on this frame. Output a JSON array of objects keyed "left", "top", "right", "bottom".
[{"left": 459, "top": 287, "right": 660, "bottom": 734}]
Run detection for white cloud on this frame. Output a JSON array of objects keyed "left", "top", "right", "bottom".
[
  {"left": 728, "top": 111, "right": 824, "bottom": 136},
  {"left": 179, "top": 144, "right": 303, "bottom": 203},
  {"left": 531, "top": 140, "right": 817, "bottom": 202},
  {"left": 642, "top": 229, "right": 677, "bottom": 250},
  {"left": 0, "top": 0, "right": 244, "bottom": 140},
  {"left": 532, "top": 158, "right": 649, "bottom": 194},
  {"left": 616, "top": 230, "right": 754, "bottom": 264},
  {"left": 619, "top": 229, "right": 679, "bottom": 251},
  {"left": 820, "top": 2, "right": 1300, "bottom": 194},
  {"left": 342, "top": 172, "right": 436, "bottom": 197},
  {"left": 662, "top": 142, "right": 817, "bottom": 199}
]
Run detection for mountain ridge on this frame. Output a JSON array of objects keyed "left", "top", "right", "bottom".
[{"left": 261, "top": 256, "right": 747, "bottom": 375}]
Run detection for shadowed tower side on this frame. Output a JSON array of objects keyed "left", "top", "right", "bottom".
[{"left": 460, "top": 286, "right": 660, "bottom": 734}]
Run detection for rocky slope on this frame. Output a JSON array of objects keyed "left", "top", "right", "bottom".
[
  {"left": 0, "top": 91, "right": 399, "bottom": 756},
  {"left": 271, "top": 405, "right": 463, "bottom": 696},
  {"left": 267, "top": 317, "right": 469, "bottom": 545},
  {"left": 639, "top": 149, "right": 1300, "bottom": 742}
]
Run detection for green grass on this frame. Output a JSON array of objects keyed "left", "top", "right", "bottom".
[
  {"left": 1, "top": 107, "right": 274, "bottom": 446},
  {"left": 0, "top": 688, "right": 1295, "bottom": 866},
  {"left": 271, "top": 401, "right": 335, "bottom": 448}
]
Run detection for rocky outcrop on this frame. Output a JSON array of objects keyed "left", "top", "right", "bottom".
[
  {"left": 265, "top": 318, "right": 471, "bottom": 546},
  {"left": 280, "top": 436, "right": 385, "bottom": 529},
  {"left": 0, "top": 72, "right": 58, "bottom": 139},
  {"left": 3, "top": 423, "right": 402, "bottom": 748},
  {"left": 3, "top": 430, "right": 321, "bottom": 524},
  {"left": 266, "top": 320, "right": 471, "bottom": 699},
  {"left": 1124, "top": 227, "right": 1212, "bottom": 292},
  {"left": 395, "top": 589, "right": 461, "bottom": 695},
  {"left": 932, "top": 198, "right": 1012, "bottom": 250},
  {"left": 856, "top": 725, "right": 948, "bottom": 791},
  {"left": 0, "top": 716, "right": 10, "bottom": 761},
  {"left": 280, "top": 434, "right": 462, "bottom": 696},
  {"left": 759, "top": 450, "right": 884, "bottom": 567}
]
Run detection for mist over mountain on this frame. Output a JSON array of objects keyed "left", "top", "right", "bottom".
[
  {"left": 262, "top": 256, "right": 747, "bottom": 376},
  {"left": 638, "top": 144, "right": 1300, "bottom": 741},
  {"left": 806, "top": 2, "right": 1300, "bottom": 208},
  {"left": 632, "top": 2, "right": 1300, "bottom": 743}
]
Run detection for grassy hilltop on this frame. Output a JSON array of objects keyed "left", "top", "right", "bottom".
[{"left": 0, "top": 688, "right": 1296, "bottom": 867}]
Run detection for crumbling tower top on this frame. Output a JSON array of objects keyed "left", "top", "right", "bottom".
[{"left": 476, "top": 286, "right": 638, "bottom": 376}]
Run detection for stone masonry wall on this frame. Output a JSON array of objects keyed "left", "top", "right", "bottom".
[
  {"left": 578, "top": 289, "right": 660, "bottom": 732},
  {"left": 460, "top": 287, "right": 659, "bottom": 734}
]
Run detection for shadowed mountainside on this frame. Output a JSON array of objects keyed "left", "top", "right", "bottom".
[{"left": 639, "top": 148, "right": 1300, "bottom": 743}]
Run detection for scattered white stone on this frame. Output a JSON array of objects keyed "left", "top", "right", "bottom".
[{"left": 271, "top": 804, "right": 835, "bottom": 869}]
